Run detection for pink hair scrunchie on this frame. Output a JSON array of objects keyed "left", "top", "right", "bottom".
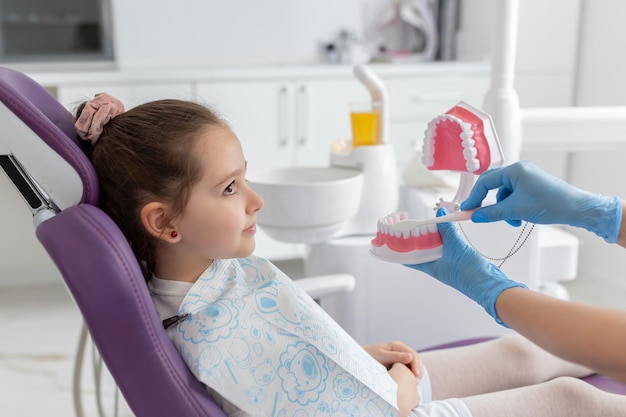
[{"left": 75, "top": 93, "right": 125, "bottom": 145}]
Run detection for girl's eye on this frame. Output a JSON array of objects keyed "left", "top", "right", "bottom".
[{"left": 224, "top": 181, "right": 236, "bottom": 195}]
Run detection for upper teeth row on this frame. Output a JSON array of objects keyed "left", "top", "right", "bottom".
[
  {"left": 378, "top": 211, "right": 409, "bottom": 225},
  {"left": 422, "top": 114, "right": 481, "bottom": 173}
]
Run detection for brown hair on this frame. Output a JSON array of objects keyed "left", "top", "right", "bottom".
[{"left": 76, "top": 99, "right": 224, "bottom": 279}]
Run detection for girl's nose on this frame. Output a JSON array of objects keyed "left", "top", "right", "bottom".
[{"left": 249, "top": 187, "right": 264, "bottom": 212}]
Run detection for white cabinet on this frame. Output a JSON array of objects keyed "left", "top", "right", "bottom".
[
  {"left": 299, "top": 79, "right": 369, "bottom": 165},
  {"left": 196, "top": 65, "right": 490, "bottom": 176},
  {"left": 195, "top": 77, "right": 369, "bottom": 173},
  {"left": 195, "top": 80, "right": 293, "bottom": 172}
]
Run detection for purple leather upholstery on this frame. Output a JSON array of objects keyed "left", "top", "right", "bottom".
[
  {"left": 36, "top": 205, "right": 226, "bottom": 417},
  {"left": 424, "top": 337, "right": 626, "bottom": 395}
]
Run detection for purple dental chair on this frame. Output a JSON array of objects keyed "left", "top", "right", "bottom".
[
  {"left": 0, "top": 67, "right": 225, "bottom": 417},
  {"left": 0, "top": 67, "right": 624, "bottom": 417}
]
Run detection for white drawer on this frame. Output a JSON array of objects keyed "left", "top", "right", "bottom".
[{"left": 386, "top": 76, "right": 490, "bottom": 120}]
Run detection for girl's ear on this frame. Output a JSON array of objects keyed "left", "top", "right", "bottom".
[{"left": 140, "top": 202, "right": 180, "bottom": 242}]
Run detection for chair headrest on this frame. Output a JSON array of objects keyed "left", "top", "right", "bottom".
[{"left": 0, "top": 67, "right": 98, "bottom": 214}]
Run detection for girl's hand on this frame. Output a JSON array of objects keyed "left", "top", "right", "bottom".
[
  {"left": 363, "top": 341, "right": 423, "bottom": 379},
  {"left": 388, "top": 363, "right": 420, "bottom": 417}
]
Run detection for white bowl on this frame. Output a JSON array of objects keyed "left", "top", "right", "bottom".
[{"left": 247, "top": 166, "right": 364, "bottom": 243}]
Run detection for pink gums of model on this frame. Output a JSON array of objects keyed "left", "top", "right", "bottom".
[
  {"left": 371, "top": 211, "right": 444, "bottom": 263},
  {"left": 371, "top": 101, "right": 503, "bottom": 264}
]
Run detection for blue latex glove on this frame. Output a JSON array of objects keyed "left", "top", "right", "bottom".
[
  {"left": 461, "top": 160, "right": 623, "bottom": 243},
  {"left": 406, "top": 208, "right": 526, "bottom": 326}
]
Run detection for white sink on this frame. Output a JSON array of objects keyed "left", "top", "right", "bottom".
[{"left": 248, "top": 166, "right": 363, "bottom": 243}]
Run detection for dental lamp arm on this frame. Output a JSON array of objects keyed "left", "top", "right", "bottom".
[{"left": 460, "top": 160, "right": 624, "bottom": 244}]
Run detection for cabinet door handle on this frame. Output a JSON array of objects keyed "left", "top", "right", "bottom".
[
  {"left": 277, "top": 85, "right": 290, "bottom": 148},
  {"left": 296, "top": 85, "right": 308, "bottom": 147}
]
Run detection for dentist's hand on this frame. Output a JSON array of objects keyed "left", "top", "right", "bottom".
[
  {"left": 461, "top": 160, "right": 622, "bottom": 243},
  {"left": 406, "top": 208, "right": 526, "bottom": 325}
]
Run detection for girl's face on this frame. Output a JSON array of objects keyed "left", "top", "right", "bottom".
[{"left": 171, "top": 125, "right": 264, "bottom": 266}]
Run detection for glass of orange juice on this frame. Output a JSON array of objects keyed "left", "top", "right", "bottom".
[{"left": 350, "top": 101, "right": 381, "bottom": 147}]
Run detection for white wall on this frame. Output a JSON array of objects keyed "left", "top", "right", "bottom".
[
  {"left": 458, "top": 0, "right": 582, "bottom": 108},
  {"left": 568, "top": 0, "right": 626, "bottom": 287},
  {"left": 575, "top": 0, "right": 626, "bottom": 106},
  {"left": 111, "top": 0, "right": 367, "bottom": 68}
]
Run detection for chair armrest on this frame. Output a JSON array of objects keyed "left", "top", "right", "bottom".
[{"left": 297, "top": 274, "right": 356, "bottom": 299}]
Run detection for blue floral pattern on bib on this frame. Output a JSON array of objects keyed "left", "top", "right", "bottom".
[{"left": 172, "top": 256, "right": 398, "bottom": 416}]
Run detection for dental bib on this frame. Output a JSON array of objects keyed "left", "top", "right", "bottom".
[{"left": 171, "top": 256, "right": 398, "bottom": 416}]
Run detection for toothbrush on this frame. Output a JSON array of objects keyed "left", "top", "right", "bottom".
[{"left": 390, "top": 209, "right": 478, "bottom": 232}]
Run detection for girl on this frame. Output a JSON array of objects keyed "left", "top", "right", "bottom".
[{"left": 75, "top": 94, "right": 626, "bottom": 417}]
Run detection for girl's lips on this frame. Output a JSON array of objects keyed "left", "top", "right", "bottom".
[{"left": 244, "top": 223, "right": 257, "bottom": 233}]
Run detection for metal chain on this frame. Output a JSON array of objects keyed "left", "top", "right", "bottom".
[{"left": 458, "top": 221, "right": 535, "bottom": 268}]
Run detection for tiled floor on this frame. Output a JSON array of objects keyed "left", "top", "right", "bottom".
[
  {"left": 0, "top": 283, "right": 133, "bottom": 417},
  {"left": 1, "top": 269, "right": 624, "bottom": 417}
]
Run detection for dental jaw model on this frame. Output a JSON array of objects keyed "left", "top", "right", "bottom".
[{"left": 370, "top": 101, "right": 504, "bottom": 264}]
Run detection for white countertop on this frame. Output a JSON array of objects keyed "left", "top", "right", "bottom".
[{"left": 14, "top": 61, "right": 490, "bottom": 86}]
